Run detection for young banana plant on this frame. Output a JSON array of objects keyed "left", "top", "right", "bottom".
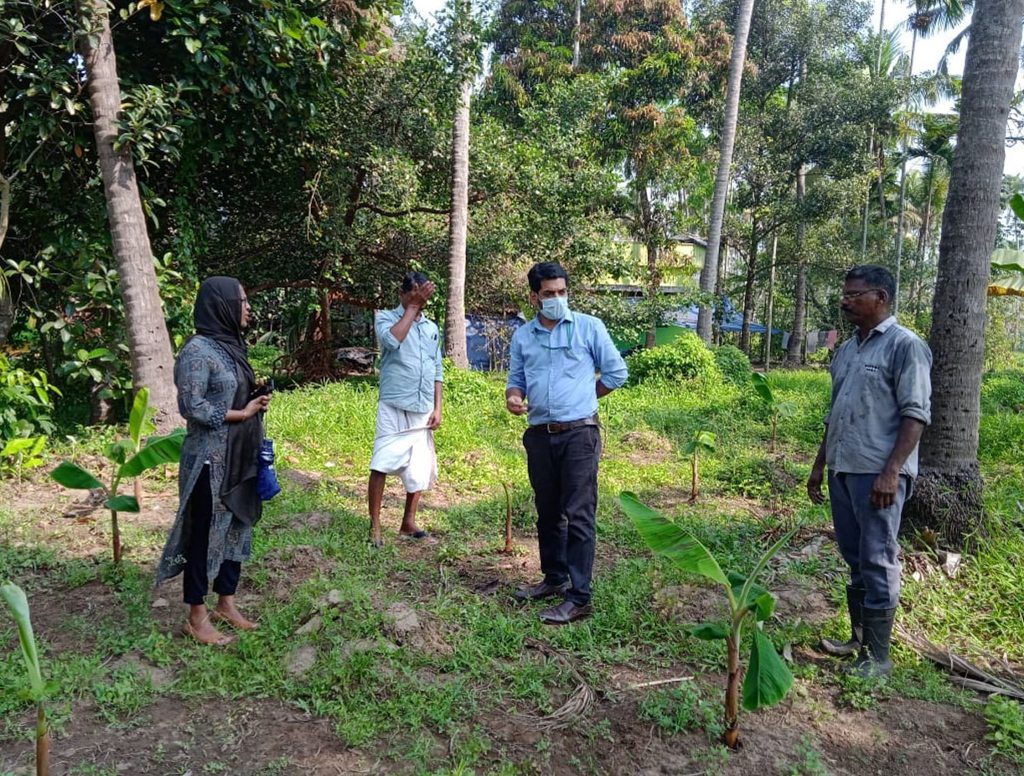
[
  {"left": 1, "top": 581, "right": 50, "bottom": 776},
  {"left": 51, "top": 387, "right": 184, "bottom": 565},
  {"left": 620, "top": 491, "right": 797, "bottom": 749},
  {"left": 684, "top": 430, "right": 716, "bottom": 502}
]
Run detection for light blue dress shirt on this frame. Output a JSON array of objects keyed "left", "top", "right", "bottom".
[
  {"left": 506, "top": 309, "right": 628, "bottom": 424},
  {"left": 375, "top": 305, "right": 444, "bottom": 414}
]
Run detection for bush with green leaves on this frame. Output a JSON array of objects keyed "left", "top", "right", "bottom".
[
  {"left": 627, "top": 332, "right": 721, "bottom": 385},
  {"left": 985, "top": 695, "right": 1024, "bottom": 766},
  {"left": 712, "top": 345, "right": 752, "bottom": 385},
  {"left": 620, "top": 492, "right": 796, "bottom": 749},
  {"left": 0, "top": 354, "right": 60, "bottom": 444}
]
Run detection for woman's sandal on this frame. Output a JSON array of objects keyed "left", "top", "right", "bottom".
[
  {"left": 210, "top": 609, "right": 259, "bottom": 631},
  {"left": 181, "top": 619, "right": 235, "bottom": 646}
]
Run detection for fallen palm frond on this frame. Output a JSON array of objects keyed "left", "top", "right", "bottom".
[
  {"left": 895, "top": 624, "right": 1024, "bottom": 700},
  {"left": 512, "top": 682, "right": 595, "bottom": 731},
  {"left": 510, "top": 638, "right": 596, "bottom": 730}
]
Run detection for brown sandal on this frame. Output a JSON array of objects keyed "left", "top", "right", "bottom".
[
  {"left": 210, "top": 609, "right": 259, "bottom": 631},
  {"left": 181, "top": 619, "right": 235, "bottom": 646}
]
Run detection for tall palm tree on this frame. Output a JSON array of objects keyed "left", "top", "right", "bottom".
[
  {"left": 81, "top": 0, "right": 179, "bottom": 430},
  {"left": 892, "top": 0, "right": 970, "bottom": 314},
  {"left": 444, "top": 0, "right": 474, "bottom": 369},
  {"left": 903, "top": 0, "right": 1024, "bottom": 547},
  {"left": 697, "top": 0, "right": 758, "bottom": 343}
]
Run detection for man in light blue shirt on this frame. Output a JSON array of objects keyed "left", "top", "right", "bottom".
[
  {"left": 369, "top": 272, "right": 443, "bottom": 546},
  {"left": 506, "top": 262, "right": 628, "bottom": 624}
]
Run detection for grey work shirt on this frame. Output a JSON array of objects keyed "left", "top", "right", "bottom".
[
  {"left": 375, "top": 304, "right": 443, "bottom": 414},
  {"left": 825, "top": 316, "right": 932, "bottom": 477}
]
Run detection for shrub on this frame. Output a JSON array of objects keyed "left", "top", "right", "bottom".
[
  {"left": 627, "top": 332, "right": 721, "bottom": 385},
  {"left": 0, "top": 354, "right": 60, "bottom": 445},
  {"left": 712, "top": 345, "right": 752, "bottom": 385},
  {"left": 985, "top": 695, "right": 1024, "bottom": 766}
]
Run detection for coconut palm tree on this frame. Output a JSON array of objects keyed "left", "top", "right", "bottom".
[
  {"left": 903, "top": 0, "right": 1024, "bottom": 547},
  {"left": 80, "top": 0, "right": 179, "bottom": 429},
  {"left": 444, "top": 0, "right": 476, "bottom": 369},
  {"left": 697, "top": 0, "right": 758, "bottom": 343}
]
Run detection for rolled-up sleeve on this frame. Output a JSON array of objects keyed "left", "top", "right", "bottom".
[
  {"left": 375, "top": 310, "right": 400, "bottom": 352},
  {"left": 592, "top": 319, "right": 628, "bottom": 390},
  {"left": 895, "top": 337, "right": 932, "bottom": 424},
  {"left": 507, "top": 331, "right": 526, "bottom": 394},
  {"left": 176, "top": 350, "right": 227, "bottom": 429},
  {"left": 435, "top": 338, "right": 444, "bottom": 383}
]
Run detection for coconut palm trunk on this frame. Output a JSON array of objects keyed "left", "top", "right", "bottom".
[
  {"left": 444, "top": 71, "right": 472, "bottom": 368},
  {"left": 903, "top": 0, "right": 1024, "bottom": 547},
  {"left": 81, "top": 0, "right": 178, "bottom": 429},
  {"left": 764, "top": 234, "right": 777, "bottom": 370},
  {"left": 784, "top": 165, "right": 807, "bottom": 365},
  {"left": 697, "top": 0, "right": 757, "bottom": 343}
]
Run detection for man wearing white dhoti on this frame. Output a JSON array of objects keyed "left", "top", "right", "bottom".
[{"left": 369, "top": 272, "right": 444, "bottom": 546}]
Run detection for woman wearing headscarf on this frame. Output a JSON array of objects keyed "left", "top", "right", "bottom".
[{"left": 156, "top": 277, "right": 270, "bottom": 646}]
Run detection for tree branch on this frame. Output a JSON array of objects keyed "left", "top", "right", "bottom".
[
  {"left": 355, "top": 192, "right": 488, "bottom": 219},
  {"left": 248, "top": 279, "right": 376, "bottom": 309}
]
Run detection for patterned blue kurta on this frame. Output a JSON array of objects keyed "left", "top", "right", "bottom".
[{"left": 156, "top": 336, "right": 254, "bottom": 588}]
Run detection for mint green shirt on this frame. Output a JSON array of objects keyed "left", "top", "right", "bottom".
[{"left": 375, "top": 305, "right": 443, "bottom": 413}]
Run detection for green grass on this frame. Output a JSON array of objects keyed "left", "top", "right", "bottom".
[{"left": 2, "top": 365, "right": 1023, "bottom": 772}]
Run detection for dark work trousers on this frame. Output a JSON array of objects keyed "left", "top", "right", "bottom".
[
  {"left": 183, "top": 465, "right": 241, "bottom": 605},
  {"left": 828, "top": 470, "right": 909, "bottom": 610},
  {"left": 523, "top": 425, "right": 602, "bottom": 606}
]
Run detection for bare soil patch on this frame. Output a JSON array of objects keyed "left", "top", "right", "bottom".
[{"left": 1, "top": 697, "right": 373, "bottom": 776}]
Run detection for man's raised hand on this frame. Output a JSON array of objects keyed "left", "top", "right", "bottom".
[{"left": 408, "top": 281, "right": 436, "bottom": 309}]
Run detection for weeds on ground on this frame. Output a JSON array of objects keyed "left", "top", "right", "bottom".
[{"left": 985, "top": 695, "right": 1024, "bottom": 767}]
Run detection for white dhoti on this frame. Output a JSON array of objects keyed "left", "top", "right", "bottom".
[{"left": 370, "top": 402, "right": 437, "bottom": 492}]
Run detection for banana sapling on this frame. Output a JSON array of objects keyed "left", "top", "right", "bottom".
[
  {"left": 620, "top": 491, "right": 797, "bottom": 749},
  {"left": 50, "top": 387, "right": 184, "bottom": 564}
]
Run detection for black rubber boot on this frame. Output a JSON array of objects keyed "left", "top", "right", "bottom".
[
  {"left": 851, "top": 606, "right": 896, "bottom": 678},
  {"left": 821, "top": 585, "right": 864, "bottom": 657}
]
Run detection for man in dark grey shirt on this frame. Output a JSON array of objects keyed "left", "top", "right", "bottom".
[{"left": 808, "top": 265, "right": 932, "bottom": 678}]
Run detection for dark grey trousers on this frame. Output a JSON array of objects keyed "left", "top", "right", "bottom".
[
  {"left": 828, "top": 471, "right": 909, "bottom": 610},
  {"left": 523, "top": 425, "right": 602, "bottom": 606}
]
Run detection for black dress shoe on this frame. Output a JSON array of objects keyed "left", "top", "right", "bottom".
[
  {"left": 538, "top": 600, "right": 593, "bottom": 625},
  {"left": 513, "top": 579, "right": 571, "bottom": 601}
]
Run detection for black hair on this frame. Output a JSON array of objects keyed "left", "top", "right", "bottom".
[
  {"left": 846, "top": 264, "right": 895, "bottom": 303},
  {"left": 401, "top": 271, "right": 429, "bottom": 293},
  {"left": 527, "top": 262, "right": 569, "bottom": 293}
]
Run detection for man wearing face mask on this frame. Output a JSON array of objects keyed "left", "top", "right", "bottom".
[{"left": 506, "top": 262, "right": 629, "bottom": 624}]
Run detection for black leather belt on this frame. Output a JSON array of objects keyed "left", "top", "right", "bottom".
[{"left": 527, "top": 415, "right": 600, "bottom": 434}]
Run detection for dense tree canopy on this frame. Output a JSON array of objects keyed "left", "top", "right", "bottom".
[{"left": 2, "top": 0, "right": 1023, "bottom": 538}]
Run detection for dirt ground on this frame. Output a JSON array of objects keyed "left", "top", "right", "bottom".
[{"left": 1, "top": 476, "right": 1015, "bottom": 775}]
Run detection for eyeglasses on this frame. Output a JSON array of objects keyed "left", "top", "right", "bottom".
[{"left": 840, "top": 288, "right": 880, "bottom": 300}]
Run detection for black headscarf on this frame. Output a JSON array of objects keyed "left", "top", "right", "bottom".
[{"left": 193, "top": 276, "right": 255, "bottom": 390}]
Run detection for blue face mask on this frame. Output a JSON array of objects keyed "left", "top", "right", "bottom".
[{"left": 540, "top": 296, "right": 569, "bottom": 321}]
